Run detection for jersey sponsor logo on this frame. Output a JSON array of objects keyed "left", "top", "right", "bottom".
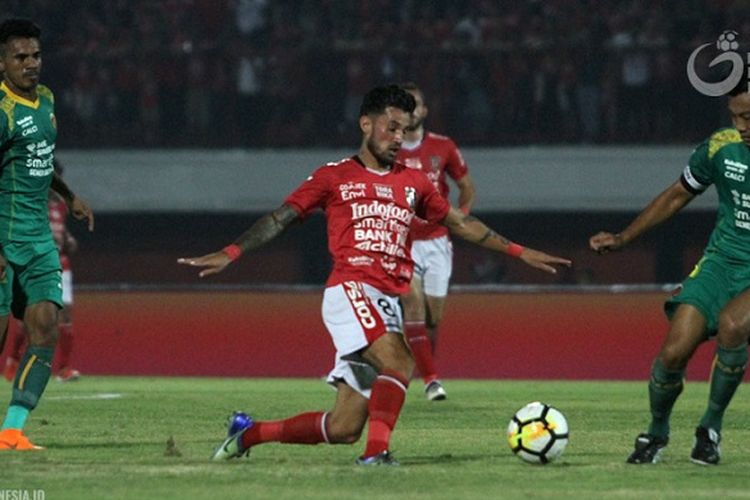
[
  {"left": 343, "top": 281, "right": 379, "bottom": 330},
  {"left": 21, "top": 125, "right": 38, "bottom": 136},
  {"left": 724, "top": 158, "right": 748, "bottom": 182},
  {"left": 373, "top": 184, "right": 394, "bottom": 200},
  {"left": 350, "top": 200, "right": 413, "bottom": 224},
  {"left": 25, "top": 139, "right": 55, "bottom": 177},
  {"left": 16, "top": 115, "right": 33, "bottom": 127},
  {"left": 347, "top": 255, "right": 374, "bottom": 266},
  {"left": 339, "top": 181, "right": 367, "bottom": 201}
]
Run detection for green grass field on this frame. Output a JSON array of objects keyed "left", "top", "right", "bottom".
[{"left": 1, "top": 377, "right": 749, "bottom": 499}]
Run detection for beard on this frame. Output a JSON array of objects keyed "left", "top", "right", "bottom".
[{"left": 366, "top": 137, "right": 396, "bottom": 167}]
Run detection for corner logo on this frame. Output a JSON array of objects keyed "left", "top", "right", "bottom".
[{"left": 687, "top": 30, "right": 746, "bottom": 97}]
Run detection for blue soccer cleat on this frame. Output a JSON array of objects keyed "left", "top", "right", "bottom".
[
  {"left": 227, "top": 411, "right": 254, "bottom": 436},
  {"left": 211, "top": 411, "right": 254, "bottom": 461}
]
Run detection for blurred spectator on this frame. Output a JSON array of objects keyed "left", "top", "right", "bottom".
[{"left": 0, "top": 0, "right": 744, "bottom": 148}]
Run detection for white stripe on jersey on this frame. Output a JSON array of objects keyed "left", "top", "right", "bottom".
[{"left": 682, "top": 165, "right": 710, "bottom": 193}]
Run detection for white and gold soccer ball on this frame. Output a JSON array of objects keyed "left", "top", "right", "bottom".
[{"left": 507, "top": 401, "right": 569, "bottom": 464}]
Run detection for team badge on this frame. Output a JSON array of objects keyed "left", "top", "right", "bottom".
[{"left": 404, "top": 186, "right": 416, "bottom": 209}]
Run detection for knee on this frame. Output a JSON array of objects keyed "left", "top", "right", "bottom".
[
  {"left": 718, "top": 312, "right": 750, "bottom": 348},
  {"left": 659, "top": 344, "right": 691, "bottom": 370},
  {"left": 326, "top": 419, "right": 363, "bottom": 444}
]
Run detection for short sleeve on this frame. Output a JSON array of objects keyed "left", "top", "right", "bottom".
[
  {"left": 682, "top": 141, "right": 712, "bottom": 194},
  {"left": 415, "top": 174, "right": 450, "bottom": 223},
  {"left": 284, "top": 166, "right": 332, "bottom": 217},
  {"left": 444, "top": 140, "right": 468, "bottom": 181}
]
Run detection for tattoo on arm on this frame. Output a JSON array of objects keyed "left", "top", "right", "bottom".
[{"left": 235, "top": 204, "right": 298, "bottom": 252}]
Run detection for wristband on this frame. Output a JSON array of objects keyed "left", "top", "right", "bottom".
[
  {"left": 507, "top": 242, "right": 525, "bottom": 258},
  {"left": 222, "top": 244, "right": 242, "bottom": 261}
]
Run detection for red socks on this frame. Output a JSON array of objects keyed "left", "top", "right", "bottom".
[
  {"left": 363, "top": 369, "right": 409, "bottom": 457},
  {"left": 241, "top": 411, "right": 328, "bottom": 449},
  {"left": 56, "top": 323, "right": 74, "bottom": 370},
  {"left": 404, "top": 321, "right": 438, "bottom": 384}
]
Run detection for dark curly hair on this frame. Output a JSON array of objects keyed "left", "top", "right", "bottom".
[
  {"left": 359, "top": 84, "right": 416, "bottom": 117},
  {"left": 0, "top": 18, "right": 41, "bottom": 45}
]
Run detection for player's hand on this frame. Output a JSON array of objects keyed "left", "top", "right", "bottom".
[
  {"left": 69, "top": 196, "right": 94, "bottom": 231},
  {"left": 177, "top": 252, "right": 232, "bottom": 278},
  {"left": 589, "top": 232, "right": 624, "bottom": 254},
  {"left": 519, "top": 248, "right": 572, "bottom": 274}
]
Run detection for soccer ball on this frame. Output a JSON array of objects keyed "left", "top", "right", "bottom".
[
  {"left": 717, "top": 30, "right": 739, "bottom": 52},
  {"left": 507, "top": 402, "right": 569, "bottom": 464}
]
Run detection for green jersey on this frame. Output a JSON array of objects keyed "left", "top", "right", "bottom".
[
  {"left": 684, "top": 128, "right": 750, "bottom": 262},
  {"left": 0, "top": 81, "right": 57, "bottom": 242}
]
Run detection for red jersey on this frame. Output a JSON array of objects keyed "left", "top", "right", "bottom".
[
  {"left": 285, "top": 156, "right": 450, "bottom": 295},
  {"left": 48, "top": 195, "right": 71, "bottom": 270},
  {"left": 396, "top": 131, "right": 468, "bottom": 240}
]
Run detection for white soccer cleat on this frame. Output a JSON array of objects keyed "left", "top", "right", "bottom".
[
  {"left": 210, "top": 430, "right": 250, "bottom": 461},
  {"left": 425, "top": 380, "right": 447, "bottom": 401}
]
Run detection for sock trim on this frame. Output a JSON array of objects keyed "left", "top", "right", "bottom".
[
  {"left": 320, "top": 412, "right": 330, "bottom": 444},
  {"left": 17, "top": 355, "right": 37, "bottom": 391},
  {"left": 378, "top": 374, "right": 407, "bottom": 392}
]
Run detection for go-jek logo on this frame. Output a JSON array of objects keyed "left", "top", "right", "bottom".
[{"left": 687, "top": 30, "right": 747, "bottom": 97}]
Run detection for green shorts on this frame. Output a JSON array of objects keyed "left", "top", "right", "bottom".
[
  {"left": 0, "top": 239, "right": 63, "bottom": 319},
  {"left": 664, "top": 251, "right": 750, "bottom": 337}
]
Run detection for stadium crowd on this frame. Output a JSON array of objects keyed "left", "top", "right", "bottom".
[{"left": 4, "top": 0, "right": 747, "bottom": 148}]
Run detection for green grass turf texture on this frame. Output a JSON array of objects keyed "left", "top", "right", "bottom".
[{"left": 1, "top": 377, "right": 749, "bottom": 499}]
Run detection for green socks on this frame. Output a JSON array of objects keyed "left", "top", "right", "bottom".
[
  {"left": 700, "top": 343, "right": 748, "bottom": 432},
  {"left": 1, "top": 405, "right": 30, "bottom": 430},
  {"left": 10, "top": 346, "right": 54, "bottom": 413},
  {"left": 648, "top": 359, "right": 684, "bottom": 439}
]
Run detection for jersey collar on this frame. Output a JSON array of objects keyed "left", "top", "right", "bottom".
[{"left": 0, "top": 81, "right": 40, "bottom": 109}]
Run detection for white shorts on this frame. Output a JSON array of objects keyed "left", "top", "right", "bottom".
[
  {"left": 411, "top": 236, "right": 453, "bottom": 297},
  {"left": 62, "top": 269, "right": 73, "bottom": 306},
  {"left": 322, "top": 281, "right": 403, "bottom": 398}
]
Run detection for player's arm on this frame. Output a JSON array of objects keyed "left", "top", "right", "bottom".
[
  {"left": 455, "top": 173, "right": 476, "bottom": 215},
  {"left": 63, "top": 229, "right": 78, "bottom": 254},
  {"left": 589, "top": 180, "right": 695, "bottom": 254},
  {"left": 178, "top": 204, "right": 299, "bottom": 277},
  {"left": 51, "top": 171, "right": 94, "bottom": 231},
  {"left": 442, "top": 207, "right": 571, "bottom": 274}
]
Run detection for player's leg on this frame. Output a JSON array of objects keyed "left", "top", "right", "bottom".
[
  {"left": 402, "top": 275, "right": 440, "bottom": 388},
  {"left": 245, "top": 381, "right": 368, "bottom": 447},
  {"left": 55, "top": 269, "right": 79, "bottom": 382},
  {"left": 419, "top": 236, "right": 452, "bottom": 400},
  {"left": 627, "top": 303, "right": 706, "bottom": 464},
  {"left": 424, "top": 294, "right": 447, "bottom": 350},
  {"left": 0, "top": 242, "right": 63, "bottom": 450},
  {"left": 692, "top": 288, "right": 750, "bottom": 465},
  {"left": 2, "top": 317, "right": 22, "bottom": 382},
  {"left": 0, "top": 301, "right": 57, "bottom": 450},
  {"left": 358, "top": 330, "right": 413, "bottom": 462}
]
